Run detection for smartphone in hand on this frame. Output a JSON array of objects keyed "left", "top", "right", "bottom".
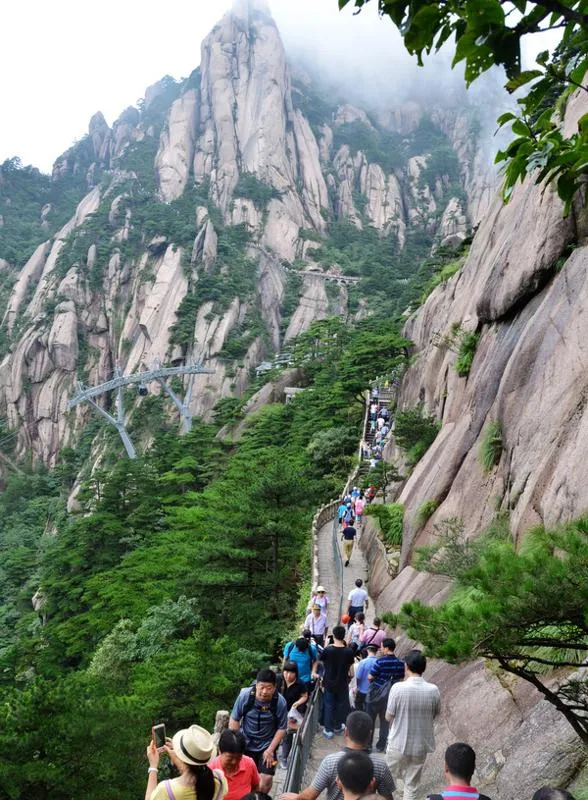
[{"left": 152, "top": 723, "right": 166, "bottom": 750}]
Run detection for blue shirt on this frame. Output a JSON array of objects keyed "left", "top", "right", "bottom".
[
  {"left": 231, "top": 687, "right": 288, "bottom": 752},
  {"left": 355, "top": 655, "right": 377, "bottom": 693},
  {"left": 369, "top": 653, "right": 405, "bottom": 687},
  {"left": 283, "top": 640, "right": 319, "bottom": 683}
]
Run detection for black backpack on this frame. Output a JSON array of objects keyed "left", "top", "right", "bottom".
[{"left": 242, "top": 686, "right": 280, "bottom": 728}]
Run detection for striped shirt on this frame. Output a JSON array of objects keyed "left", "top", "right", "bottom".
[
  {"left": 311, "top": 748, "right": 395, "bottom": 800},
  {"left": 386, "top": 676, "right": 440, "bottom": 756},
  {"left": 368, "top": 653, "right": 404, "bottom": 688},
  {"left": 426, "top": 788, "right": 490, "bottom": 800}
]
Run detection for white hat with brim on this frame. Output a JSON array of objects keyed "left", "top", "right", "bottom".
[
  {"left": 172, "top": 724, "right": 216, "bottom": 766},
  {"left": 316, "top": 585, "right": 326, "bottom": 592}
]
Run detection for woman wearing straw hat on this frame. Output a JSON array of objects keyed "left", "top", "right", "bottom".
[{"left": 146, "top": 724, "right": 228, "bottom": 800}]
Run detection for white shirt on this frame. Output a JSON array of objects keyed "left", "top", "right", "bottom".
[
  {"left": 348, "top": 587, "right": 368, "bottom": 607},
  {"left": 386, "top": 676, "right": 440, "bottom": 756},
  {"left": 304, "top": 611, "right": 328, "bottom": 636}
]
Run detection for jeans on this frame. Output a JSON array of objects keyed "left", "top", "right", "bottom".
[
  {"left": 280, "top": 730, "right": 295, "bottom": 762},
  {"left": 367, "top": 699, "right": 389, "bottom": 750},
  {"left": 323, "top": 688, "right": 350, "bottom": 733}
]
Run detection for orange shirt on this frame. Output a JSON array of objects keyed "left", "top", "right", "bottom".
[{"left": 209, "top": 755, "right": 259, "bottom": 800}]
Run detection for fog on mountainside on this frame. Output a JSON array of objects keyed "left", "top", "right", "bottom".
[
  {"left": 0, "top": 3, "right": 586, "bottom": 798},
  {"left": 271, "top": 0, "right": 510, "bottom": 149}
]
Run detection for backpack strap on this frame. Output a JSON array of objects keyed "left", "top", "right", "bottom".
[
  {"left": 164, "top": 780, "right": 176, "bottom": 800},
  {"left": 242, "top": 687, "right": 257, "bottom": 717},
  {"left": 243, "top": 686, "right": 280, "bottom": 728}
]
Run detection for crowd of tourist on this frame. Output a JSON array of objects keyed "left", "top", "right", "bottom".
[
  {"left": 143, "top": 621, "right": 575, "bottom": 800},
  {"left": 361, "top": 388, "right": 393, "bottom": 469},
  {"left": 143, "top": 382, "right": 575, "bottom": 800}
]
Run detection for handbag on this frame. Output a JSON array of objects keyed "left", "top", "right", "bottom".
[
  {"left": 366, "top": 678, "right": 392, "bottom": 706},
  {"left": 358, "top": 627, "right": 379, "bottom": 658}
]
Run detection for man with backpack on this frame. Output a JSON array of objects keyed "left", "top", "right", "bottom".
[
  {"left": 366, "top": 638, "right": 404, "bottom": 752},
  {"left": 282, "top": 636, "right": 319, "bottom": 689},
  {"left": 341, "top": 520, "right": 357, "bottom": 568},
  {"left": 230, "top": 669, "right": 288, "bottom": 793},
  {"left": 426, "top": 742, "right": 491, "bottom": 800}
]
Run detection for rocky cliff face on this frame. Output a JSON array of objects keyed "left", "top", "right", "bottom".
[
  {"left": 369, "top": 88, "right": 588, "bottom": 796},
  {"left": 0, "top": 0, "right": 493, "bottom": 464}
]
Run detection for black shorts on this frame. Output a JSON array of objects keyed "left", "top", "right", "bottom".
[{"left": 245, "top": 749, "right": 276, "bottom": 776}]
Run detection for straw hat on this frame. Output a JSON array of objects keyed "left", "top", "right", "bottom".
[{"left": 172, "top": 724, "right": 216, "bottom": 766}]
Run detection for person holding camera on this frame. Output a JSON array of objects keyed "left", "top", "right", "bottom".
[{"left": 145, "top": 724, "right": 227, "bottom": 800}]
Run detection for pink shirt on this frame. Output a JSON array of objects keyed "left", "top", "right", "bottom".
[
  {"left": 355, "top": 499, "right": 365, "bottom": 515},
  {"left": 360, "top": 627, "right": 386, "bottom": 648},
  {"left": 209, "top": 755, "right": 259, "bottom": 800}
]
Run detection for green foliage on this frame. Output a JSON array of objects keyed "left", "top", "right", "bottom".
[
  {"left": 419, "top": 247, "right": 468, "bottom": 303},
  {"left": 170, "top": 223, "right": 256, "bottom": 349},
  {"left": 0, "top": 157, "right": 88, "bottom": 268},
  {"left": 341, "top": 0, "right": 588, "bottom": 213},
  {"left": 333, "top": 121, "right": 405, "bottom": 172},
  {"left": 419, "top": 145, "right": 461, "bottom": 187},
  {"left": 416, "top": 499, "right": 439, "bottom": 527},
  {"left": 479, "top": 420, "right": 502, "bottom": 473},
  {"left": 394, "top": 405, "right": 441, "bottom": 465},
  {"left": 312, "top": 221, "right": 435, "bottom": 317},
  {"left": 280, "top": 271, "right": 304, "bottom": 337},
  {"left": 365, "top": 503, "right": 404, "bottom": 546},
  {"left": 219, "top": 309, "right": 267, "bottom": 360},
  {"left": 213, "top": 396, "right": 246, "bottom": 428},
  {"left": 455, "top": 331, "right": 480, "bottom": 377},
  {"left": 0, "top": 468, "right": 66, "bottom": 656},
  {"left": 306, "top": 426, "right": 354, "bottom": 474},
  {"left": 331, "top": 115, "right": 458, "bottom": 182},
  {"left": 115, "top": 136, "right": 160, "bottom": 193},
  {"left": 0, "top": 307, "right": 415, "bottom": 795},
  {"left": 398, "top": 518, "right": 588, "bottom": 742},
  {"left": 233, "top": 172, "right": 280, "bottom": 210}
]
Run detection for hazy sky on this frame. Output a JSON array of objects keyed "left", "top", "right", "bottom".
[{"left": 0, "top": 0, "right": 560, "bottom": 173}]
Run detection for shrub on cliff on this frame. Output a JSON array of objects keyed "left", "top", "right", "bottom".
[
  {"left": 365, "top": 503, "right": 404, "bottom": 546},
  {"left": 479, "top": 420, "right": 502, "bottom": 473},
  {"left": 394, "top": 518, "right": 588, "bottom": 744},
  {"left": 394, "top": 405, "right": 441, "bottom": 465}
]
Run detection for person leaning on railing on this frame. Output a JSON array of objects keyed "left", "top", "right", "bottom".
[{"left": 279, "top": 660, "right": 309, "bottom": 769}]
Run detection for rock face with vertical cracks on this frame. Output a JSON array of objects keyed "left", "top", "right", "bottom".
[
  {"left": 0, "top": 0, "right": 496, "bottom": 464},
  {"left": 365, "top": 88, "right": 588, "bottom": 798}
]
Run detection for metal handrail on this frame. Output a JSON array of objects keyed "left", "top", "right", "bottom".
[
  {"left": 282, "top": 685, "right": 323, "bottom": 792},
  {"left": 331, "top": 515, "right": 345, "bottom": 622}
]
